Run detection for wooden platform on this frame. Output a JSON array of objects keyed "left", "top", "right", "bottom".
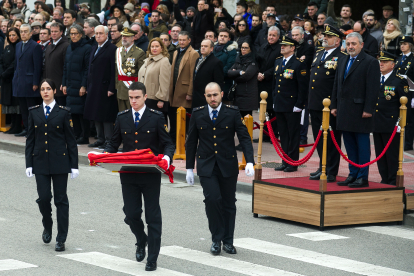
[{"left": 253, "top": 177, "right": 406, "bottom": 229}]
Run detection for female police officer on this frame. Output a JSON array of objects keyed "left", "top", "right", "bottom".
[{"left": 25, "top": 78, "right": 79, "bottom": 252}]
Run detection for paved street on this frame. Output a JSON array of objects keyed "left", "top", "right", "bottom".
[{"left": 0, "top": 149, "right": 413, "bottom": 275}]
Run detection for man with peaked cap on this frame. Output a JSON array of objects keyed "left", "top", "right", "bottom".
[
  {"left": 115, "top": 27, "right": 146, "bottom": 112},
  {"left": 273, "top": 36, "right": 308, "bottom": 172},
  {"left": 396, "top": 36, "right": 414, "bottom": 150},
  {"left": 308, "top": 25, "right": 348, "bottom": 182},
  {"left": 374, "top": 51, "right": 408, "bottom": 185}
]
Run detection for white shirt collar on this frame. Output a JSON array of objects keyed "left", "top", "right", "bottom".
[
  {"left": 98, "top": 38, "right": 109, "bottom": 48},
  {"left": 172, "top": 41, "right": 179, "bottom": 46},
  {"left": 323, "top": 48, "right": 336, "bottom": 59},
  {"left": 381, "top": 71, "right": 393, "bottom": 82},
  {"left": 283, "top": 54, "right": 294, "bottom": 63},
  {"left": 124, "top": 44, "right": 133, "bottom": 53},
  {"left": 132, "top": 105, "right": 146, "bottom": 121},
  {"left": 53, "top": 37, "right": 62, "bottom": 45},
  {"left": 208, "top": 103, "right": 222, "bottom": 119},
  {"left": 40, "top": 40, "right": 50, "bottom": 46},
  {"left": 403, "top": 52, "right": 412, "bottom": 57},
  {"left": 43, "top": 100, "right": 56, "bottom": 115}
]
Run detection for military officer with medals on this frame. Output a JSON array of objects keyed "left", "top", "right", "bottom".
[
  {"left": 104, "top": 82, "right": 174, "bottom": 271},
  {"left": 273, "top": 36, "right": 308, "bottom": 172},
  {"left": 374, "top": 51, "right": 408, "bottom": 185},
  {"left": 308, "top": 25, "right": 348, "bottom": 182},
  {"left": 115, "top": 27, "right": 146, "bottom": 112},
  {"left": 25, "top": 79, "right": 79, "bottom": 252}
]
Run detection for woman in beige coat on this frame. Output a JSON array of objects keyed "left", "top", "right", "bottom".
[{"left": 138, "top": 37, "right": 171, "bottom": 117}]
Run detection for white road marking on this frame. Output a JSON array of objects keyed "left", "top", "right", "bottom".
[
  {"left": 0, "top": 217, "right": 6, "bottom": 221},
  {"left": 58, "top": 252, "right": 191, "bottom": 276},
  {"left": 356, "top": 226, "right": 414, "bottom": 241},
  {"left": 160, "top": 245, "right": 303, "bottom": 276},
  {"left": 287, "top": 232, "right": 349, "bottom": 241},
  {"left": 0, "top": 259, "right": 37, "bottom": 271},
  {"left": 234, "top": 238, "right": 414, "bottom": 276}
]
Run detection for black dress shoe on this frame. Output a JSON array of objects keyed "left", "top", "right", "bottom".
[
  {"left": 145, "top": 261, "right": 157, "bottom": 271},
  {"left": 284, "top": 166, "right": 298, "bottom": 172},
  {"left": 76, "top": 137, "right": 89, "bottom": 144},
  {"left": 135, "top": 242, "right": 147, "bottom": 262},
  {"left": 310, "top": 169, "right": 321, "bottom": 176},
  {"left": 42, "top": 229, "right": 52, "bottom": 244},
  {"left": 274, "top": 164, "right": 287, "bottom": 171},
  {"left": 14, "top": 130, "right": 27, "bottom": 137},
  {"left": 55, "top": 242, "right": 65, "bottom": 252},
  {"left": 300, "top": 139, "right": 308, "bottom": 145},
  {"left": 210, "top": 242, "right": 221, "bottom": 255},
  {"left": 98, "top": 142, "right": 108, "bottom": 149},
  {"left": 309, "top": 172, "right": 321, "bottom": 180},
  {"left": 327, "top": 175, "right": 336, "bottom": 183},
  {"left": 223, "top": 244, "right": 237, "bottom": 254},
  {"left": 88, "top": 140, "right": 104, "bottom": 148},
  {"left": 337, "top": 176, "right": 356, "bottom": 186},
  {"left": 348, "top": 178, "right": 369, "bottom": 188},
  {"left": 404, "top": 146, "right": 413, "bottom": 151}
]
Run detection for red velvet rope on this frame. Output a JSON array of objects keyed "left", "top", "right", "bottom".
[
  {"left": 265, "top": 121, "right": 322, "bottom": 166},
  {"left": 329, "top": 126, "right": 398, "bottom": 168},
  {"left": 186, "top": 113, "right": 191, "bottom": 118}
]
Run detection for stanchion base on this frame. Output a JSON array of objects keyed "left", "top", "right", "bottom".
[
  {"left": 173, "top": 154, "right": 186, "bottom": 160},
  {"left": 396, "top": 174, "right": 404, "bottom": 188},
  {"left": 254, "top": 168, "right": 262, "bottom": 181}
]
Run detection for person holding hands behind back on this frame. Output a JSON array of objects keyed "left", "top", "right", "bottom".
[{"left": 25, "top": 78, "right": 79, "bottom": 252}]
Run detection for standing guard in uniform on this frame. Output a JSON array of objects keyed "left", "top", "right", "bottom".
[
  {"left": 104, "top": 82, "right": 174, "bottom": 272},
  {"left": 308, "top": 25, "right": 348, "bottom": 182},
  {"left": 374, "top": 51, "right": 408, "bottom": 185},
  {"left": 273, "top": 36, "right": 308, "bottom": 172},
  {"left": 186, "top": 82, "right": 254, "bottom": 255},
  {"left": 115, "top": 27, "right": 146, "bottom": 111},
  {"left": 25, "top": 79, "right": 79, "bottom": 252}
]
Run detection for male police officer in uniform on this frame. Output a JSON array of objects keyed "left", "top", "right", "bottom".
[
  {"left": 308, "top": 25, "right": 348, "bottom": 182},
  {"left": 104, "top": 82, "right": 174, "bottom": 271},
  {"left": 374, "top": 51, "right": 408, "bottom": 185},
  {"left": 186, "top": 82, "right": 254, "bottom": 255},
  {"left": 273, "top": 36, "right": 308, "bottom": 172},
  {"left": 115, "top": 27, "right": 146, "bottom": 111}
]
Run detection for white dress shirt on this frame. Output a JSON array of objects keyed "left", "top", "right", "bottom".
[
  {"left": 208, "top": 103, "right": 222, "bottom": 120},
  {"left": 43, "top": 100, "right": 56, "bottom": 116},
  {"left": 132, "top": 105, "right": 146, "bottom": 123},
  {"left": 380, "top": 71, "right": 393, "bottom": 83},
  {"left": 321, "top": 47, "right": 336, "bottom": 60}
]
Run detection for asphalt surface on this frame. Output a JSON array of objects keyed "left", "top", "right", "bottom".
[{"left": 0, "top": 149, "right": 413, "bottom": 276}]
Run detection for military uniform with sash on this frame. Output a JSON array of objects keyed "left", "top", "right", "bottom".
[{"left": 116, "top": 27, "right": 146, "bottom": 111}]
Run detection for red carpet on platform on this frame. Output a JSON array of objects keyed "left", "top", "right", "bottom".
[{"left": 261, "top": 177, "right": 413, "bottom": 193}]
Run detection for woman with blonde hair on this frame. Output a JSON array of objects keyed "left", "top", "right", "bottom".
[
  {"left": 381, "top": 18, "right": 402, "bottom": 56},
  {"left": 138, "top": 37, "right": 171, "bottom": 117}
]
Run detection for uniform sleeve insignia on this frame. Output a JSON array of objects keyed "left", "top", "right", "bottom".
[
  {"left": 404, "top": 86, "right": 409, "bottom": 93},
  {"left": 316, "top": 48, "right": 324, "bottom": 52},
  {"left": 275, "top": 65, "right": 279, "bottom": 71},
  {"left": 241, "top": 117, "right": 245, "bottom": 125},
  {"left": 164, "top": 124, "right": 169, "bottom": 132},
  {"left": 313, "top": 57, "right": 317, "bottom": 63},
  {"left": 70, "top": 119, "right": 73, "bottom": 128},
  {"left": 301, "top": 69, "right": 307, "bottom": 76},
  {"left": 341, "top": 51, "right": 349, "bottom": 55}
]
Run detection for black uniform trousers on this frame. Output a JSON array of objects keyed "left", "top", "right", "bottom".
[
  {"left": 310, "top": 110, "right": 342, "bottom": 176},
  {"left": 168, "top": 106, "right": 191, "bottom": 145},
  {"left": 121, "top": 173, "right": 162, "bottom": 263},
  {"left": 373, "top": 132, "right": 400, "bottom": 185},
  {"left": 18, "top": 97, "right": 41, "bottom": 129},
  {"left": 275, "top": 112, "right": 301, "bottom": 168},
  {"left": 35, "top": 173, "right": 69, "bottom": 242},
  {"left": 199, "top": 163, "right": 238, "bottom": 245}
]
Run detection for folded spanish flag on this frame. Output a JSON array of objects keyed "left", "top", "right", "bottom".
[{"left": 88, "top": 149, "right": 175, "bottom": 183}]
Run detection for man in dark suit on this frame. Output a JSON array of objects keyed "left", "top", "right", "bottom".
[
  {"left": 192, "top": 39, "right": 224, "bottom": 108},
  {"left": 104, "top": 82, "right": 174, "bottom": 272},
  {"left": 273, "top": 36, "right": 308, "bottom": 172},
  {"left": 13, "top": 24, "right": 43, "bottom": 137},
  {"left": 353, "top": 21, "right": 378, "bottom": 57},
  {"left": 84, "top": 25, "right": 118, "bottom": 149},
  {"left": 186, "top": 82, "right": 254, "bottom": 255},
  {"left": 331, "top": 32, "right": 380, "bottom": 188},
  {"left": 374, "top": 51, "right": 408, "bottom": 185},
  {"left": 308, "top": 25, "right": 348, "bottom": 182}
]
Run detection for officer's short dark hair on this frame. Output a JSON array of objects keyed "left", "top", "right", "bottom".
[
  {"left": 160, "top": 32, "right": 171, "bottom": 40},
  {"left": 114, "top": 22, "right": 123, "bottom": 32},
  {"left": 236, "top": 1, "right": 247, "bottom": 9},
  {"left": 151, "top": 10, "right": 161, "bottom": 17},
  {"left": 129, "top": 82, "right": 146, "bottom": 95},
  {"left": 366, "top": 13, "right": 376, "bottom": 20},
  {"left": 251, "top": 14, "right": 261, "bottom": 22},
  {"left": 178, "top": 31, "right": 191, "bottom": 40},
  {"left": 205, "top": 30, "right": 216, "bottom": 38},
  {"left": 50, "top": 22, "right": 64, "bottom": 32},
  {"left": 40, "top": 78, "right": 57, "bottom": 91},
  {"left": 218, "top": 28, "right": 231, "bottom": 37},
  {"left": 342, "top": 4, "right": 351, "bottom": 12},
  {"left": 108, "top": 17, "right": 119, "bottom": 23},
  {"left": 64, "top": 10, "right": 77, "bottom": 19},
  {"left": 41, "top": 27, "right": 50, "bottom": 35},
  {"left": 307, "top": 2, "right": 318, "bottom": 8}
]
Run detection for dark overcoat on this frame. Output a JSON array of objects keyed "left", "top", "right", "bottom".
[
  {"left": 84, "top": 41, "right": 118, "bottom": 122},
  {"left": 212, "top": 41, "right": 238, "bottom": 96},
  {"left": 0, "top": 43, "right": 17, "bottom": 106},
  {"left": 331, "top": 50, "right": 381, "bottom": 133}
]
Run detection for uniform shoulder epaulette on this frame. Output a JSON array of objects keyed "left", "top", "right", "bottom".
[
  {"left": 118, "top": 109, "right": 130, "bottom": 115},
  {"left": 193, "top": 105, "right": 205, "bottom": 112},
  {"left": 28, "top": 105, "right": 40, "bottom": 110},
  {"left": 341, "top": 51, "right": 349, "bottom": 55},
  {"left": 397, "top": 74, "right": 405, "bottom": 79},
  {"left": 276, "top": 56, "right": 283, "bottom": 59},
  {"left": 316, "top": 48, "right": 324, "bottom": 52},
  {"left": 149, "top": 108, "right": 162, "bottom": 115},
  {"left": 225, "top": 104, "right": 239, "bottom": 110},
  {"left": 59, "top": 105, "right": 70, "bottom": 111},
  {"left": 296, "top": 58, "right": 303, "bottom": 62}
]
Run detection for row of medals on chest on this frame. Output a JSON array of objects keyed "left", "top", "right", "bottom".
[
  {"left": 123, "top": 58, "right": 136, "bottom": 76},
  {"left": 277, "top": 57, "right": 339, "bottom": 79}
]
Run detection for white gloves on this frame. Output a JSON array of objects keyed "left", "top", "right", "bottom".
[
  {"left": 293, "top": 107, "right": 302, "bottom": 112},
  {"left": 162, "top": 155, "right": 170, "bottom": 170},
  {"left": 411, "top": 98, "right": 414, "bottom": 108},
  {"left": 186, "top": 169, "right": 194, "bottom": 185},
  {"left": 397, "top": 126, "right": 401, "bottom": 133},
  {"left": 245, "top": 163, "right": 254, "bottom": 176},
  {"left": 26, "top": 167, "right": 33, "bottom": 177},
  {"left": 71, "top": 169, "right": 79, "bottom": 179}
]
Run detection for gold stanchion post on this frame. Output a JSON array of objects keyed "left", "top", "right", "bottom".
[
  {"left": 239, "top": 114, "right": 253, "bottom": 170},
  {"left": 396, "top": 96, "right": 408, "bottom": 187},
  {"left": 255, "top": 92, "right": 268, "bottom": 180},
  {"left": 173, "top": 106, "right": 186, "bottom": 160},
  {"left": 319, "top": 98, "right": 331, "bottom": 192},
  {"left": 0, "top": 104, "right": 10, "bottom": 132}
]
